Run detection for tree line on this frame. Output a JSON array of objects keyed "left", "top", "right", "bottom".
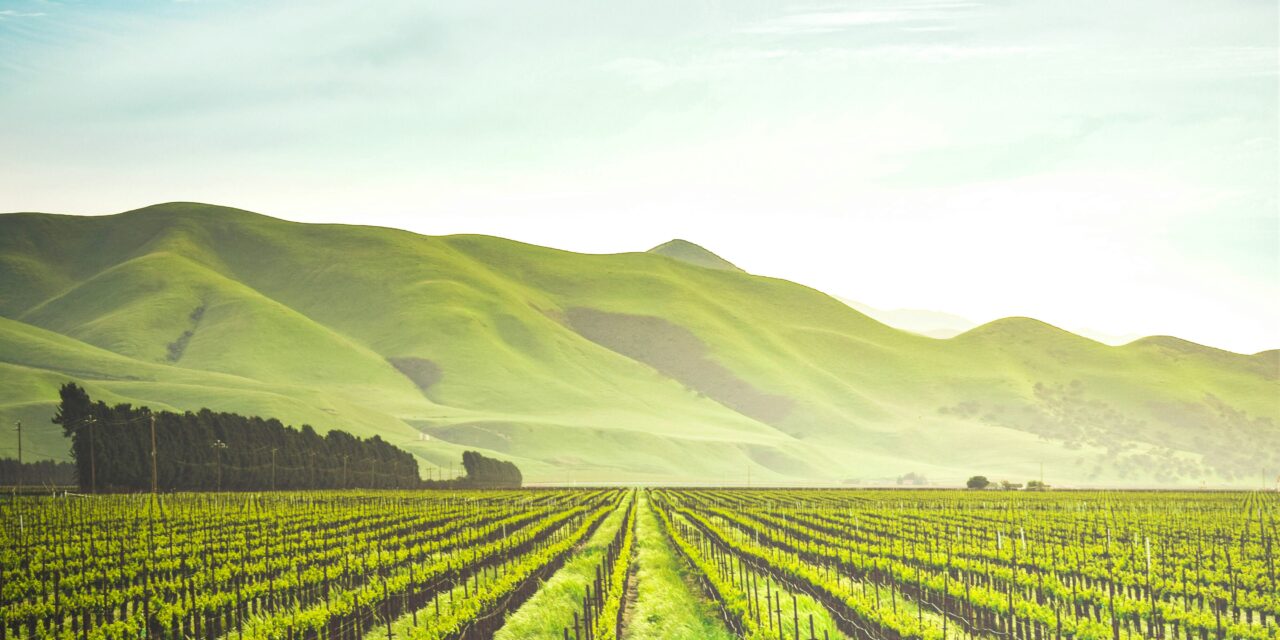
[
  {"left": 53, "top": 383, "right": 422, "bottom": 491},
  {"left": 0, "top": 459, "right": 76, "bottom": 487},
  {"left": 50, "top": 383, "right": 524, "bottom": 492}
]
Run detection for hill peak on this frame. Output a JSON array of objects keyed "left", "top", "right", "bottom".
[
  {"left": 955, "top": 316, "right": 1099, "bottom": 345},
  {"left": 647, "top": 239, "right": 744, "bottom": 273},
  {"left": 119, "top": 202, "right": 277, "bottom": 221}
]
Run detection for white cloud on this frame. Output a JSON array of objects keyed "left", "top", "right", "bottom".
[{"left": 737, "top": 1, "right": 981, "bottom": 34}]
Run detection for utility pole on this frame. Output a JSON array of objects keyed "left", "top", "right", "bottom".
[
  {"left": 88, "top": 416, "right": 97, "bottom": 494},
  {"left": 150, "top": 413, "right": 158, "bottom": 495},
  {"left": 13, "top": 420, "right": 21, "bottom": 493},
  {"left": 270, "top": 447, "right": 278, "bottom": 491},
  {"left": 212, "top": 440, "right": 227, "bottom": 491},
  {"left": 342, "top": 454, "right": 349, "bottom": 488},
  {"left": 746, "top": 464, "right": 751, "bottom": 489}
]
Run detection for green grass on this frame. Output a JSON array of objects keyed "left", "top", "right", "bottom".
[
  {"left": 1, "top": 202, "right": 1275, "bottom": 485},
  {"left": 622, "top": 491, "right": 735, "bottom": 640},
  {"left": 747, "top": 567, "right": 849, "bottom": 640},
  {"left": 492, "top": 496, "right": 629, "bottom": 639}
]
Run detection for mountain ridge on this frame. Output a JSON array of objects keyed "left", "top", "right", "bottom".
[{"left": 2, "top": 203, "right": 1276, "bottom": 486}]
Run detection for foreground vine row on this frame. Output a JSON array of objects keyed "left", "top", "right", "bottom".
[{"left": 651, "top": 489, "right": 1279, "bottom": 640}]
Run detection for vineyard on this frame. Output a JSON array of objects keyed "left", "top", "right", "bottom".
[{"left": 2, "top": 490, "right": 1277, "bottom": 640}]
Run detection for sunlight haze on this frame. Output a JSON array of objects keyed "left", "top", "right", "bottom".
[{"left": 1, "top": 0, "right": 1276, "bottom": 353}]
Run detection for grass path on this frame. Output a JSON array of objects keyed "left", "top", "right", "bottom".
[
  {"left": 491, "top": 494, "right": 630, "bottom": 639},
  {"left": 621, "top": 492, "right": 735, "bottom": 640}
]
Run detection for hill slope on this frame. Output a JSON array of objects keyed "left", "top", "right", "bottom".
[{"left": 1, "top": 203, "right": 1276, "bottom": 486}]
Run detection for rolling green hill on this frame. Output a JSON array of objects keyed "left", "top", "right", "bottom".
[{"left": 1, "top": 203, "right": 1276, "bottom": 486}]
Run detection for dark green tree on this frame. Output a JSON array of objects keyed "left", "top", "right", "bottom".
[
  {"left": 460, "top": 451, "right": 522, "bottom": 488},
  {"left": 50, "top": 383, "right": 421, "bottom": 491}
]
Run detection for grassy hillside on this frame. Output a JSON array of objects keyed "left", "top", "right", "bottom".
[{"left": 1, "top": 203, "right": 1275, "bottom": 486}]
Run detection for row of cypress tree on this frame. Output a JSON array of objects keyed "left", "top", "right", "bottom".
[
  {"left": 53, "top": 383, "right": 422, "bottom": 491},
  {"left": 0, "top": 459, "right": 76, "bottom": 487}
]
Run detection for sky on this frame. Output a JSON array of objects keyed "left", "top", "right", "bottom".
[{"left": 1, "top": 0, "right": 1276, "bottom": 354}]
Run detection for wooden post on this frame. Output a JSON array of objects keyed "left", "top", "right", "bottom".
[
  {"left": 409, "top": 565, "right": 417, "bottom": 627},
  {"left": 88, "top": 417, "right": 97, "bottom": 494},
  {"left": 383, "top": 579, "right": 391, "bottom": 640},
  {"left": 791, "top": 593, "right": 798, "bottom": 640},
  {"left": 12, "top": 420, "right": 20, "bottom": 493},
  {"left": 142, "top": 566, "right": 150, "bottom": 639},
  {"left": 150, "top": 413, "right": 158, "bottom": 494},
  {"left": 766, "top": 591, "right": 773, "bottom": 631},
  {"left": 775, "top": 595, "right": 782, "bottom": 640}
]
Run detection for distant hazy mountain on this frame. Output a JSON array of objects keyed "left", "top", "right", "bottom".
[
  {"left": 1068, "top": 328, "right": 1146, "bottom": 347},
  {"left": 841, "top": 299, "right": 1144, "bottom": 345},
  {"left": 1, "top": 203, "right": 1275, "bottom": 486},
  {"left": 839, "top": 300, "right": 977, "bottom": 339},
  {"left": 648, "top": 239, "right": 745, "bottom": 273}
]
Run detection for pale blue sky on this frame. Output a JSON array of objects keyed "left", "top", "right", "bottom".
[{"left": 1, "top": 0, "right": 1276, "bottom": 353}]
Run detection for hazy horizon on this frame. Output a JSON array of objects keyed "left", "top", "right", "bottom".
[{"left": 1, "top": 0, "right": 1276, "bottom": 353}]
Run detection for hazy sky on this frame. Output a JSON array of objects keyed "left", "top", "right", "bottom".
[{"left": 2, "top": 0, "right": 1276, "bottom": 353}]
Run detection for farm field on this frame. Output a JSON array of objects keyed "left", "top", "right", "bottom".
[{"left": 2, "top": 490, "right": 1278, "bottom": 640}]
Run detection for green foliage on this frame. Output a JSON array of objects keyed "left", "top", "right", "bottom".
[
  {"left": 460, "top": 450, "right": 522, "bottom": 488},
  {"left": 966, "top": 475, "right": 990, "bottom": 489},
  {"left": 653, "top": 489, "right": 1280, "bottom": 640},
  {"left": 4, "top": 489, "right": 1278, "bottom": 640},
  {"left": 0, "top": 489, "right": 624, "bottom": 640},
  {"left": 0, "top": 458, "right": 75, "bottom": 486},
  {"left": 57, "top": 383, "right": 421, "bottom": 491}
]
